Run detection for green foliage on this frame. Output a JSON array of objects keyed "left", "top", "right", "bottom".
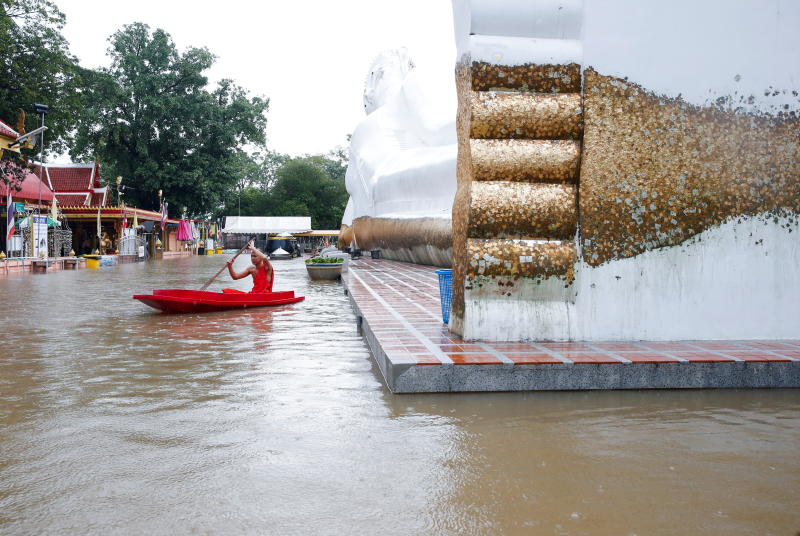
[
  {"left": 268, "top": 158, "right": 348, "bottom": 229},
  {"left": 219, "top": 152, "right": 349, "bottom": 230},
  {"left": 234, "top": 185, "right": 270, "bottom": 215},
  {"left": 71, "top": 23, "right": 268, "bottom": 215},
  {"left": 0, "top": 0, "right": 86, "bottom": 159},
  {"left": 253, "top": 150, "right": 291, "bottom": 191},
  {"left": 305, "top": 257, "right": 343, "bottom": 264},
  {"left": 302, "top": 147, "right": 348, "bottom": 182}
]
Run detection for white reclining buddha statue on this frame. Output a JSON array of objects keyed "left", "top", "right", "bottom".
[{"left": 339, "top": 48, "right": 456, "bottom": 267}]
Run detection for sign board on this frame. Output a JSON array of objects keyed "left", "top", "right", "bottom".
[
  {"left": 32, "top": 215, "right": 48, "bottom": 257},
  {"left": 14, "top": 202, "right": 25, "bottom": 212},
  {"left": 138, "top": 245, "right": 145, "bottom": 258}
]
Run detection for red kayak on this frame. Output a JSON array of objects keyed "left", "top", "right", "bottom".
[{"left": 133, "top": 289, "right": 304, "bottom": 313}]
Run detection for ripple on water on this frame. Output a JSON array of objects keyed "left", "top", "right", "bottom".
[{"left": 1, "top": 258, "right": 799, "bottom": 535}]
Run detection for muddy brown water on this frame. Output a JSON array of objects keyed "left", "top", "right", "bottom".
[{"left": 0, "top": 256, "right": 798, "bottom": 535}]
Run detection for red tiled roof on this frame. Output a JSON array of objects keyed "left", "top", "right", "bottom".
[
  {"left": 0, "top": 169, "right": 54, "bottom": 202},
  {"left": 43, "top": 165, "right": 91, "bottom": 191},
  {"left": 0, "top": 119, "right": 19, "bottom": 139},
  {"left": 90, "top": 192, "right": 108, "bottom": 206},
  {"left": 34, "top": 163, "right": 102, "bottom": 192},
  {"left": 54, "top": 193, "right": 90, "bottom": 206}
]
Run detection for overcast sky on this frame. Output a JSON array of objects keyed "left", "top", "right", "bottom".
[{"left": 54, "top": 0, "right": 456, "bottom": 159}]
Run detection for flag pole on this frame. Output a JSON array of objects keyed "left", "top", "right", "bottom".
[
  {"left": 96, "top": 195, "right": 101, "bottom": 253},
  {"left": 157, "top": 189, "right": 163, "bottom": 255}
]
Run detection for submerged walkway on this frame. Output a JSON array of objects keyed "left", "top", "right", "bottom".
[{"left": 343, "top": 258, "right": 800, "bottom": 393}]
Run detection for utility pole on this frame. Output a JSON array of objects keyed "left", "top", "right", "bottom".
[
  {"left": 34, "top": 103, "right": 48, "bottom": 209},
  {"left": 33, "top": 103, "right": 48, "bottom": 257}
]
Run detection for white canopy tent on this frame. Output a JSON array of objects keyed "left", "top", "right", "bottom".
[{"left": 221, "top": 216, "right": 312, "bottom": 234}]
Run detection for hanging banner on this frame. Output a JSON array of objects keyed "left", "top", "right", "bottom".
[{"left": 32, "top": 215, "right": 48, "bottom": 257}]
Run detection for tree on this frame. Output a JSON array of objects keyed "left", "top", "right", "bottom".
[
  {"left": 256, "top": 149, "right": 290, "bottom": 191},
  {"left": 224, "top": 150, "right": 267, "bottom": 216},
  {"left": 215, "top": 151, "right": 349, "bottom": 229},
  {"left": 269, "top": 158, "right": 348, "bottom": 229},
  {"left": 0, "top": 0, "right": 86, "bottom": 161},
  {"left": 302, "top": 146, "right": 348, "bottom": 182},
  {"left": 72, "top": 23, "right": 268, "bottom": 215}
]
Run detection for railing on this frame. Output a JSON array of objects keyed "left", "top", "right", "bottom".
[{"left": 119, "top": 233, "right": 146, "bottom": 260}]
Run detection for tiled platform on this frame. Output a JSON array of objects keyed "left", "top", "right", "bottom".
[{"left": 343, "top": 258, "right": 800, "bottom": 393}]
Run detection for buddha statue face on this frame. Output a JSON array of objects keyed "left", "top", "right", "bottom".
[{"left": 363, "top": 48, "right": 414, "bottom": 115}]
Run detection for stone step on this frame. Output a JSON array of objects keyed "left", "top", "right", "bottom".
[
  {"left": 468, "top": 181, "right": 576, "bottom": 240},
  {"left": 471, "top": 91, "right": 582, "bottom": 140},
  {"left": 470, "top": 139, "right": 580, "bottom": 182}
]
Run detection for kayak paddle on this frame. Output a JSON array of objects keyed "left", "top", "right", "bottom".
[{"left": 199, "top": 237, "right": 255, "bottom": 291}]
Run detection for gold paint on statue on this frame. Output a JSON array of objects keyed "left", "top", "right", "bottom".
[
  {"left": 338, "top": 224, "right": 353, "bottom": 248},
  {"left": 471, "top": 92, "right": 582, "bottom": 140},
  {"left": 466, "top": 239, "right": 576, "bottom": 281},
  {"left": 471, "top": 139, "right": 580, "bottom": 182},
  {"left": 350, "top": 217, "right": 452, "bottom": 266},
  {"left": 468, "top": 182, "right": 576, "bottom": 240},
  {"left": 351, "top": 217, "right": 452, "bottom": 252},
  {"left": 451, "top": 62, "right": 475, "bottom": 328},
  {"left": 471, "top": 62, "right": 581, "bottom": 93},
  {"left": 580, "top": 69, "right": 800, "bottom": 266}
]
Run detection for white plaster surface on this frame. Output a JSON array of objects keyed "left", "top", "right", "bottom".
[
  {"left": 469, "top": 35, "right": 582, "bottom": 67},
  {"left": 451, "top": 0, "right": 471, "bottom": 63},
  {"left": 452, "top": 0, "right": 584, "bottom": 64},
  {"left": 463, "top": 216, "right": 800, "bottom": 341},
  {"left": 470, "top": 0, "right": 583, "bottom": 40},
  {"left": 582, "top": 0, "right": 800, "bottom": 112},
  {"left": 344, "top": 57, "right": 457, "bottom": 224}
]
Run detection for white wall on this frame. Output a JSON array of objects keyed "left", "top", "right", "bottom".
[
  {"left": 582, "top": 0, "right": 800, "bottom": 112},
  {"left": 453, "top": 0, "right": 583, "bottom": 65}
]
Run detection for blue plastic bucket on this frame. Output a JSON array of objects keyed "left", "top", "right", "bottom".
[{"left": 435, "top": 269, "right": 453, "bottom": 324}]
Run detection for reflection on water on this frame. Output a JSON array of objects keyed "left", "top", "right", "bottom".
[{"left": 0, "top": 256, "right": 798, "bottom": 534}]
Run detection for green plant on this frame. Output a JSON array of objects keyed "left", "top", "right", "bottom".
[{"left": 305, "top": 257, "right": 343, "bottom": 264}]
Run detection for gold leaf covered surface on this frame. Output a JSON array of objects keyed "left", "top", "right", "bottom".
[
  {"left": 471, "top": 92, "right": 582, "bottom": 140},
  {"left": 471, "top": 62, "right": 581, "bottom": 93},
  {"left": 466, "top": 239, "right": 576, "bottom": 282},
  {"left": 468, "top": 182, "right": 576, "bottom": 240},
  {"left": 580, "top": 69, "right": 800, "bottom": 266},
  {"left": 471, "top": 139, "right": 580, "bottom": 182}
]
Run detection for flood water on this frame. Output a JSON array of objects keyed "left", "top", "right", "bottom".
[{"left": 0, "top": 255, "right": 798, "bottom": 535}]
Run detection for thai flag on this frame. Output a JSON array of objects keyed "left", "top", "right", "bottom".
[
  {"left": 6, "top": 191, "right": 14, "bottom": 241},
  {"left": 160, "top": 201, "right": 167, "bottom": 227},
  {"left": 122, "top": 213, "right": 128, "bottom": 231}
]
